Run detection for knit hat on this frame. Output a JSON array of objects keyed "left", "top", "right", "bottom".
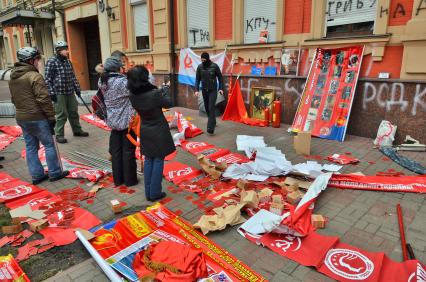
[
  {"left": 201, "top": 52, "right": 210, "bottom": 60},
  {"left": 104, "top": 57, "right": 124, "bottom": 72}
]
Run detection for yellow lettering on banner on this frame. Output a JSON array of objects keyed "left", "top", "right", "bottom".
[
  {"left": 124, "top": 214, "right": 152, "bottom": 238},
  {"left": 172, "top": 218, "right": 265, "bottom": 282}
]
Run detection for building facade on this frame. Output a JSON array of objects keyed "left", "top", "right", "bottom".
[{"left": 1, "top": 0, "right": 425, "bottom": 141}]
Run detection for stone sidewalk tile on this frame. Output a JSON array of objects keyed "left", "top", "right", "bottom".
[{"left": 0, "top": 107, "right": 424, "bottom": 282}]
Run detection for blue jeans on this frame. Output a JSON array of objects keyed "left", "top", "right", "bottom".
[
  {"left": 143, "top": 157, "right": 164, "bottom": 199},
  {"left": 17, "top": 120, "right": 62, "bottom": 181}
]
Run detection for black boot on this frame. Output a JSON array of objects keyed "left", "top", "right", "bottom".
[
  {"left": 49, "top": 171, "right": 69, "bottom": 182},
  {"left": 56, "top": 136, "right": 68, "bottom": 143}
]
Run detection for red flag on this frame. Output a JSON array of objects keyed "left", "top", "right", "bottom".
[{"left": 222, "top": 80, "right": 248, "bottom": 123}]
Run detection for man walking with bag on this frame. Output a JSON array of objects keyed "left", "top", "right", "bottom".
[
  {"left": 194, "top": 52, "right": 224, "bottom": 135},
  {"left": 45, "top": 41, "right": 89, "bottom": 143},
  {"left": 9, "top": 47, "right": 68, "bottom": 184}
]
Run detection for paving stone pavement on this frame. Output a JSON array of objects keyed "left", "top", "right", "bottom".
[{"left": 1, "top": 106, "right": 425, "bottom": 282}]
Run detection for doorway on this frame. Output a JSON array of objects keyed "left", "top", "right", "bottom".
[
  {"left": 83, "top": 20, "right": 101, "bottom": 90},
  {"left": 67, "top": 16, "right": 101, "bottom": 90}
]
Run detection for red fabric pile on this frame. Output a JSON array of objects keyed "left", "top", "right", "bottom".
[{"left": 133, "top": 241, "right": 208, "bottom": 282}]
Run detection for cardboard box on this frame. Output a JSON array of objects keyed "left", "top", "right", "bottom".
[
  {"left": 272, "top": 194, "right": 283, "bottom": 204},
  {"left": 285, "top": 185, "right": 299, "bottom": 193},
  {"left": 284, "top": 177, "right": 312, "bottom": 190},
  {"left": 111, "top": 199, "right": 122, "bottom": 214},
  {"left": 2, "top": 224, "right": 23, "bottom": 234},
  {"left": 237, "top": 179, "right": 249, "bottom": 190},
  {"left": 270, "top": 202, "right": 284, "bottom": 215},
  {"left": 294, "top": 131, "right": 311, "bottom": 155},
  {"left": 29, "top": 219, "right": 48, "bottom": 232},
  {"left": 286, "top": 191, "right": 304, "bottom": 205},
  {"left": 311, "top": 214, "right": 326, "bottom": 229},
  {"left": 258, "top": 188, "right": 273, "bottom": 203}
]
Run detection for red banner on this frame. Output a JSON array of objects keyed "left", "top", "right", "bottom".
[
  {"left": 329, "top": 174, "right": 426, "bottom": 193},
  {"left": 181, "top": 140, "right": 215, "bottom": 155},
  {"left": 0, "top": 254, "right": 30, "bottom": 282},
  {"left": 90, "top": 204, "right": 265, "bottom": 281},
  {"left": 0, "top": 125, "right": 22, "bottom": 137},
  {"left": 291, "top": 46, "right": 364, "bottom": 141},
  {"left": 210, "top": 152, "right": 250, "bottom": 164},
  {"left": 80, "top": 114, "right": 111, "bottom": 131},
  {"left": 174, "top": 111, "right": 203, "bottom": 138},
  {"left": 0, "top": 133, "right": 17, "bottom": 152},
  {"left": 242, "top": 230, "right": 425, "bottom": 282},
  {"left": 0, "top": 178, "right": 43, "bottom": 203},
  {"left": 163, "top": 162, "right": 203, "bottom": 185}
]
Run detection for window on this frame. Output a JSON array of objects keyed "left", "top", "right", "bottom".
[
  {"left": 326, "top": 0, "right": 377, "bottom": 37},
  {"left": 187, "top": 0, "right": 210, "bottom": 47},
  {"left": 131, "top": 0, "right": 150, "bottom": 50},
  {"left": 244, "top": 0, "right": 277, "bottom": 44}
]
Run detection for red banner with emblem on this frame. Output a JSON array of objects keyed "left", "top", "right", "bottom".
[
  {"left": 241, "top": 230, "right": 426, "bottom": 282},
  {"left": 0, "top": 254, "right": 30, "bottom": 282},
  {"left": 329, "top": 174, "right": 426, "bottom": 193},
  {"left": 291, "top": 46, "right": 364, "bottom": 142},
  {"left": 90, "top": 203, "right": 265, "bottom": 281}
]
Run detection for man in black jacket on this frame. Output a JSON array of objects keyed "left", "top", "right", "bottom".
[{"left": 194, "top": 52, "right": 223, "bottom": 135}]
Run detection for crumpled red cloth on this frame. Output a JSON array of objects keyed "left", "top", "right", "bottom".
[{"left": 133, "top": 241, "right": 208, "bottom": 282}]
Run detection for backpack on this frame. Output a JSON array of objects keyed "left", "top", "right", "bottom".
[
  {"left": 92, "top": 87, "right": 107, "bottom": 121},
  {"left": 127, "top": 113, "right": 141, "bottom": 146}
]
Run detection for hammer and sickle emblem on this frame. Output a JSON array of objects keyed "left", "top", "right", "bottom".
[{"left": 184, "top": 54, "right": 193, "bottom": 69}]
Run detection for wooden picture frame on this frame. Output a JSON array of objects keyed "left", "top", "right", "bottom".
[{"left": 249, "top": 87, "right": 275, "bottom": 121}]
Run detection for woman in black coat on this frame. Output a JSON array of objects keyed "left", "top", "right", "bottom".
[{"left": 127, "top": 66, "right": 175, "bottom": 201}]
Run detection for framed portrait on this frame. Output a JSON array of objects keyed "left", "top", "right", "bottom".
[{"left": 249, "top": 87, "right": 275, "bottom": 120}]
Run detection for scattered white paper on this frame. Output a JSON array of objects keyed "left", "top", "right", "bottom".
[
  {"left": 322, "top": 164, "right": 342, "bottom": 172},
  {"left": 238, "top": 209, "right": 284, "bottom": 235}
]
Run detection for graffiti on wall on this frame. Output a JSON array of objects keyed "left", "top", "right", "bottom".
[{"left": 362, "top": 82, "right": 426, "bottom": 116}]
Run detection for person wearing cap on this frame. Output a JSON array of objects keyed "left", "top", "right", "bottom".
[
  {"left": 44, "top": 40, "right": 89, "bottom": 144},
  {"left": 194, "top": 52, "right": 223, "bottom": 135},
  {"left": 9, "top": 47, "right": 69, "bottom": 184},
  {"left": 100, "top": 57, "right": 137, "bottom": 187}
]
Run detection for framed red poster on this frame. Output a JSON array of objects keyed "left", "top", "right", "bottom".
[{"left": 291, "top": 46, "right": 364, "bottom": 141}]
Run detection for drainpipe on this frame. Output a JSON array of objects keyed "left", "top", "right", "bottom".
[{"left": 168, "top": 0, "right": 176, "bottom": 106}]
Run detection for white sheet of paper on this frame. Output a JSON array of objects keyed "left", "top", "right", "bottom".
[{"left": 238, "top": 209, "right": 284, "bottom": 235}]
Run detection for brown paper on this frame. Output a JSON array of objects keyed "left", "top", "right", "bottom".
[
  {"left": 284, "top": 177, "right": 312, "bottom": 190},
  {"left": 258, "top": 188, "right": 274, "bottom": 203},
  {"left": 2, "top": 224, "right": 23, "bottom": 234},
  {"left": 29, "top": 219, "right": 48, "bottom": 232},
  {"left": 270, "top": 202, "right": 284, "bottom": 215},
  {"left": 240, "top": 190, "right": 259, "bottom": 208},
  {"left": 194, "top": 204, "right": 246, "bottom": 235},
  {"left": 272, "top": 194, "right": 283, "bottom": 204},
  {"left": 236, "top": 179, "right": 249, "bottom": 190},
  {"left": 76, "top": 228, "right": 96, "bottom": 240},
  {"left": 285, "top": 185, "right": 299, "bottom": 193},
  {"left": 294, "top": 131, "right": 311, "bottom": 155},
  {"left": 198, "top": 155, "right": 223, "bottom": 180},
  {"left": 287, "top": 191, "right": 304, "bottom": 205},
  {"left": 10, "top": 205, "right": 45, "bottom": 220}
]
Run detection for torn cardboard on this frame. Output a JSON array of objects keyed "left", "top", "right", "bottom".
[
  {"left": 10, "top": 205, "right": 45, "bottom": 220},
  {"left": 258, "top": 188, "right": 273, "bottom": 203},
  {"left": 240, "top": 190, "right": 259, "bottom": 208},
  {"left": 284, "top": 177, "right": 312, "bottom": 190},
  {"left": 294, "top": 131, "right": 311, "bottom": 155},
  {"left": 270, "top": 202, "right": 284, "bottom": 215},
  {"left": 29, "top": 219, "right": 48, "bottom": 232},
  {"left": 286, "top": 190, "right": 304, "bottom": 205},
  {"left": 2, "top": 224, "right": 23, "bottom": 234},
  {"left": 194, "top": 204, "right": 246, "bottom": 234},
  {"left": 198, "top": 155, "right": 224, "bottom": 180}
]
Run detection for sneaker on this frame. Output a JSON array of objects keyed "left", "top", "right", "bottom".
[
  {"left": 207, "top": 128, "right": 214, "bottom": 135},
  {"left": 148, "top": 192, "right": 166, "bottom": 202},
  {"left": 56, "top": 136, "right": 67, "bottom": 143},
  {"left": 32, "top": 174, "right": 49, "bottom": 185},
  {"left": 0, "top": 156, "right": 5, "bottom": 161},
  {"left": 49, "top": 171, "right": 69, "bottom": 182},
  {"left": 73, "top": 131, "right": 89, "bottom": 137}
]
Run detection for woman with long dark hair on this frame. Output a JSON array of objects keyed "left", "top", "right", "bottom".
[
  {"left": 100, "top": 57, "right": 137, "bottom": 187},
  {"left": 127, "top": 65, "right": 175, "bottom": 201}
]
